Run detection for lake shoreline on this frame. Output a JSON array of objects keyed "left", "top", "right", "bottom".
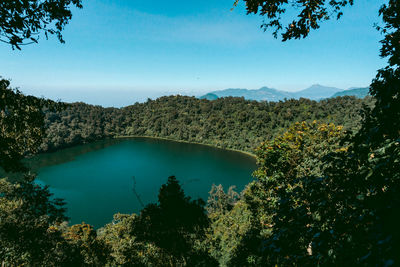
[
  {"left": 114, "top": 135, "right": 257, "bottom": 159},
  {"left": 34, "top": 137, "right": 256, "bottom": 227}
]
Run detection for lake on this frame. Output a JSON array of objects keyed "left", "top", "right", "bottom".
[{"left": 33, "top": 138, "right": 256, "bottom": 228}]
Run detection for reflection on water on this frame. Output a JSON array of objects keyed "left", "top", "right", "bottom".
[
  {"left": 0, "top": 139, "right": 121, "bottom": 182},
  {"left": 5, "top": 138, "right": 257, "bottom": 228},
  {"left": 27, "top": 139, "right": 123, "bottom": 171}
]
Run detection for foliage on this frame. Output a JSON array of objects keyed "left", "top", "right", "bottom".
[
  {"left": 205, "top": 185, "right": 252, "bottom": 266},
  {"left": 0, "top": 86, "right": 372, "bottom": 266},
  {"left": 0, "top": 175, "right": 81, "bottom": 266},
  {"left": 132, "top": 176, "right": 217, "bottom": 266},
  {"left": 290, "top": 1, "right": 400, "bottom": 264},
  {"left": 96, "top": 177, "right": 217, "bottom": 266},
  {"left": 328, "top": 0, "right": 400, "bottom": 264},
  {"left": 206, "top": 184, "right": 240, "bottom": 215},
  {"left": 1, "top": 0, "right": 399, "bottom": 265},
  {"left": 253, "top": 121, "right": 347, "bottom": 180},
  {"left": 360, "top": 0, "right": 400, "bottom": 146},
  {"left": 235, "top": 0, "right": 353, "bottom": 41},
  {"left": 224, "top": 1, "right": 400, "bottom": 265},
  {"left": 0, "top": 175, "right": 217, "bottom": 266},
  {"left": 64, "top": 223, "right": 110, "bottom": 266},
  {"left": 41, "top": 102, "right": 129, "bottom": 152},
  {"left": 0, "top": 0, "right": 82, "bottom": 49},
  {"left": 226, "top": 122, "right": 347, "bottom": 265},
  {"left": 0, "top": 79, "right": 62, "bottom": 172},
  {"left": 98, "top": 213, "right": 174, "bottom": 266},
  {"left": 223, "top": 1, "right": 400, "bottom": 264},
  {"left": 41, "top": 95, "right": 371, "bottom": 154}
]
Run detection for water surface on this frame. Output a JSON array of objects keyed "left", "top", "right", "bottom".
[{"left": 34, "top": 138, "right": 256, "bottom": 228}]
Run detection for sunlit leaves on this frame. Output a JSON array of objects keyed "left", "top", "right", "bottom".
[
  {"left": 238, "top": 121, "right": 349, "bottom": 265},
  {"left": 0, "top": 176, "right": 79, "bottom": 265}
]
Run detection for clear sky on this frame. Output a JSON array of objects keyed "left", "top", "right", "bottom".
[{"left": 0, "top": 0, "right": 387, "bottom": 107}]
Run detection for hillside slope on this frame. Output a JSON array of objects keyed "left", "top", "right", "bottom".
[
  {"left": 201, "top": 84, "right": 345, "bottom": 101},
  {"left": 332, "top": 87, "right": 369, "bottom": 98},
  {"left": 42, "top": 96, "right": 373, "bottom": 153}
]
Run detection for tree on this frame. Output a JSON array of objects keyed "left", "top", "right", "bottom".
[
  {"left": 234, "top": 122, "right": 347, "bottom": 265},
  {"left": 0, "top": 0, "right": 82, "bottom": 49},
  {"left": 206, "top": 184, "right": 240, "bottom": 215},
  {"left": 96, "top": 178, "right": 218, "bottom": 266},
  {"left": 205, "top": 185, "right": 252, "bottom": 266},
  {"left": 0, "top": 79, "right": 63, "bottom": 172},
  {"left": 231, "top": 0, "right": 400, "bottom": 265},
  {"left": 0, "top": 2, "right": 88, "bottom": 266},
  {"left": 98, "top": 212, "right": 186, "bottom": 266},
  {"left": 359, "top": 0, "right": 400, "bottom": 144},
  {"left": 132, "top": 176, "right": 217, "bottom": 266},
  {"left": 0, "top": 175, "right": 82, "bottom": 265},
  {"left": 235, "top": 0, "right": 354, "bottom": 41},
  {"left": 64, "top": 223, "right": 110, "bottom": 266}
]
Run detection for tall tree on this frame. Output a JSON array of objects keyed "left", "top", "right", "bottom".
[
  {"left": 231, "top": 0, "right": 400, "bottom": 265},
  {"left": 0, "top": 175, "right": 81, "bottom": 265},
  {"left": 133, "top": 176, "right": 217, "bottom": 266},
  {"left": 0, "top": 79, "right": 62, "bottom": 172}
]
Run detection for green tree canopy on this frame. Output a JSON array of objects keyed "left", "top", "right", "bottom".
[
  {"left": 229, "top": 1, "right": 400, "bottom": 264},
  {"left": 235, "top": 0, "right": 354, "bottom": 40},
  {"left": 0, "top": 79, "right": 62, "bottom": 172},
  {"left": 0, "top": 175, "right": 81, "bottom": 265},
  {"left": 0, "top": 0, "right": 82, "bottom": 49},
  {"left": 132, "top": 176, "right": 216, "bottom": 266}
]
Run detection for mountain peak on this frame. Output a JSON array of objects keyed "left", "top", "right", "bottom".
[
  {"left": 292, "top": 85, "right": 344, "bottom": 99},
  {"left": 199, "top": 84, "right": 364, "bottom": 102}
]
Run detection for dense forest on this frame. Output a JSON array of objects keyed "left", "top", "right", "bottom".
[
  {"left": 1, "top": 0, "right": 400, "bottom": 266},
  {"left": 41, "top": 95, "right": 372, "bottom": 153},
  {"left": 0, "top": 90, "right": 381, "bottom": 266}
]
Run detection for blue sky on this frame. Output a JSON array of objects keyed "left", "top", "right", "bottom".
[{"left": 0, "top": 0, "right": 387, "bottom": 107}]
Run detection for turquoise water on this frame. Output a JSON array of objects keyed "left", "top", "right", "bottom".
[{"left": 34, "top": 138, "right": 256, "bottom": 228}]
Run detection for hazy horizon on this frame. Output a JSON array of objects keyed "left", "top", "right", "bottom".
[
  {"left": 1, "top": 0, "right": 385, "bottom": 107},
  {"left": 13, "top": 83, "right": 367, "bottom": 108}
]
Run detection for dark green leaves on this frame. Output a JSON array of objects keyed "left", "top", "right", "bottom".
[
  {"left": 0, "top": 0, "right": 82, "bottom": 49},
  {"left": 0, "top": 79, "right": 62, "bottom": 172},
  {"left": 238, "top": 0, "right": 354, "bottom": 41}
]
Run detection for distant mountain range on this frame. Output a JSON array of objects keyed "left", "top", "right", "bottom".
[
  {"left": 200, "top": 85, "right": 370, "bottom": 101},
  {"left": 200, "top": 93, "right": 219, "bottom": 100},
  {"left": 331, "top": 87, "right": 369, "bottom": 98}
]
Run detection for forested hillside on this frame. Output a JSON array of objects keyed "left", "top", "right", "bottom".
[
  {"left": 2, "top": 0, "right": 399, "bottom": 265},
  {"left": 41, "top": 103, "right": 131, "bottom": 152},
  {"left": 200, "top": 84, "right": 345, "bottom": 101},
  {"left": 42, "top": 95, "right": 373, "bottom": 153},
  {"left": 332, "top": 87, "right": 370, "bottom": 98}
]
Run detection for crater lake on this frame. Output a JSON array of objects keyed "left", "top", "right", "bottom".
[{"left": 31, "top": 138, "right": 256, "bottom": 228}]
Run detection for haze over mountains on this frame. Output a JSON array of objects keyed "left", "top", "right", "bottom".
[
  {"left": 26, "top": 84, "right": 369, "bottom": 108},
  {"left": 200, "top": 84, "right": 369, "bottom": 101},
  {"left": 331, "top": 87, "right": 370, "bottom": 98}
]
